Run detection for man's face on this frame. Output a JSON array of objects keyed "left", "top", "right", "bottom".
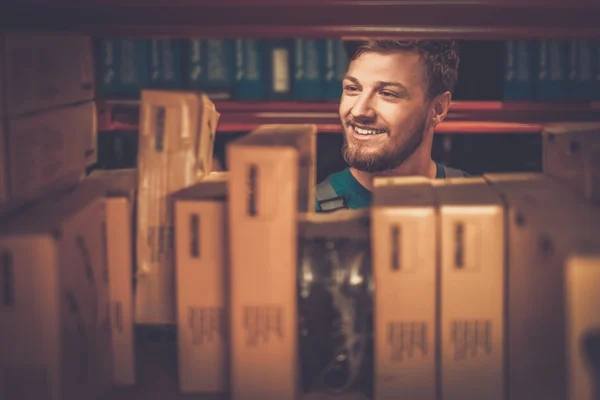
[{"left": 339, "top": 50, "right": 432, "bottom": 172}]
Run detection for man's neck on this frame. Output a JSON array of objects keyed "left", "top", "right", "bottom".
[{"left": 348, "top": 146, "right": 437, "bottom": 192}]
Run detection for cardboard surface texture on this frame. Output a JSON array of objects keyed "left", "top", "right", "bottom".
[
  {"left": 543, "top": 123, "right": 600, "bottom": 206},
  {"left": 173, "top": 175, "right": 228, "bottom": 393},
  {"left": 371, "top": 176, "right": 437, "bottom": 400},
  {"left": 227, "top": 127, "right": 303, "bottom": 399},
  {"left": 0, "top": 184, "right": 112, "bottom": 400},
  {"left": 433, "top": 177, "right": 505, "bottom": 400},
  {"left": 485, "top": 172, "right": 600, "bottom": 400},
  {"left": 136, "top": 90, "right": 219, "bottom": 324},
  {"left": 3, "top": 33, "right": 94, "bottom": 118}
]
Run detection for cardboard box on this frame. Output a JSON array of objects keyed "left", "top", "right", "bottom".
[
  {"left": 0, "top": 101, "right": 92, "bottom": 218},
  {"left": 246, "top": 124, "right": 317, "bottom": 213},
  {"left": 3, "top": 33, "right": 94, "bottom": 118},
  {"left": 485, "top": 172, "right": 600, "bottom": 400},
  {"left": 371, "top": 176, "right": 437, "bottom": 400},
  {"left": 227, "top": 128, "right": 304, "bottom": 400},
  {"left": 297, "top": 209, "right": 371, "bottom": 395},
  {"left": 173, "top": 174, "right": 228, "bottom": 393},
  {"left": 0, "top": 183, "right": 111, "bottom": 400},
  {"left": 432, "top": 177, "right": 505, "bottom": 400},
  {"left": 565, "top": 251, "right": 600, "bottom": 400},
  {"left": 87, "top": 169, "right": 137, "bottom": 386},
  {"left": 135, "top": 90, "right": 219, "bottom": 324},
  {"left": 542, "top": 123, "right": 600, "bottom": 205}
]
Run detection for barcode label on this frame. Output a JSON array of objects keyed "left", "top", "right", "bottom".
[
  {"left": 246, "top": 164, "right": 258, "bottom": 217},
  {"left": 190, "top": 214, "right": 200, "bottom": 258},
  {"left": 388, "top": 322, "right": 428, "bottom": 362},
  {"left": 451, "top": 319, "right": 493, "bottom": 360},
  {"left": 390, "top": 225, "right": 401, "bottom": 271},
  {"left": 155, "top": 106, "right": 166, "bottom": 152},
  {"left": 189, "top": 307, "right": 224, "bottom": 346},
  {"left": 243, "top": 306, "right": 284, "bottom": 346}
]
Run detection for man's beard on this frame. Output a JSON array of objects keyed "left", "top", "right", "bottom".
[{"left": 341, "top": 116, "right": 427, "bottom": 173}]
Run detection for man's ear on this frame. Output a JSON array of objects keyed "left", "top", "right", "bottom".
[{"left": 431, "top": 91, "right": 452, "bottom": 127}]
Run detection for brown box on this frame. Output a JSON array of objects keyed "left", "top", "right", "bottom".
[
  {"left": 371, "top": 176, "right": 437, "bottom": 400},
  {"left": 246, "top": 124, "right": 317, "bottom": 212},
  {"left": 135, "top": 90, "right": 219, "bottom": 324},
  {"left": 0, "top": 182, "right": 112, "bottom": 400},
  {"left": 565, "top": 251, "right": 600, "bottom": 400},
  {"left": 485, "top": 172, "right": 600, "bottom": 400},
  {"left": 0, "top": 101, "right": 93, "bottom": 218},
  {"left": 227, "top": 126, "right": 310, "bottom": 399},
  {"left": 87, "top": 169, "right": 137, "bottom": 386},
  {"left": 3, "top": 33, "right": 95, "bottom": 118},
  {"left": 543, "top": 123, "right": 600, "bottom": 205},
  {"left": 173, "top": 174, "right": 228, "bottom": 393},
  {"left": 432, "top": 177, "right": 505, "bottom": 400}
]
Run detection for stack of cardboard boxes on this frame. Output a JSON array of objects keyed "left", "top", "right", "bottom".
[
  {"left": 0, "top": 33, "right": 97, "bottom": 217},
  {"left": 1, "top": 39, "right": 600, "bottom": 399}
]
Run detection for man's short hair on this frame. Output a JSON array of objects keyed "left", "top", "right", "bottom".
[{"left": 350, "top": 40, "right": 460, "bottom": 100}]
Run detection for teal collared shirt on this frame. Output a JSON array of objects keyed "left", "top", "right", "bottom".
[{"left": 315, "top": 161, "right": 469, "bottom": 211}]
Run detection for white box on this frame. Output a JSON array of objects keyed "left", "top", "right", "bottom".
[
  {"left": 135, "top": 90, "right": 218, "bottom": 324},
  {"left": 227, "top": 126, "right": 310, "bottom": 400},
  {"left": 174, "top": 175, "right": 228, "bottom": 393},
  {"left": 371, "top": 176, "right": 437, "bottom": 400},
  {"left": 0, "top": 184, "right": 111, "bottom": 400},
  {"left": 485, "top": 172, "right": 600, "bottom": 400},
  {"left": 87, "top": 169, "right": 137, "bottom": 386},
  {"left": 433, "top": 177, "right": 505, "bottom": 400}
]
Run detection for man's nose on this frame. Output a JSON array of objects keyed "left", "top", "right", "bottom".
[{"left": 350, "top": 93, "right": 376, "bottom": 120}]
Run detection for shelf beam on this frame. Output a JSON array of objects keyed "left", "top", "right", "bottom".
[
  {"left": 97, "top": 99, "right": 600, "bottom": 135},
  {"left": 3, "top": 2, "right": 600, "bottom": 39}
]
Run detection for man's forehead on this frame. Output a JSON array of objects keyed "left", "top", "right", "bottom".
[{"left": 347, "top": 51, "right": 425, "bottom": 89}]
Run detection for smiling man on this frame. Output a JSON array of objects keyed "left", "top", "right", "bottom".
[{"left": 315, "top": 40, "right": 468, "bottom": 212}]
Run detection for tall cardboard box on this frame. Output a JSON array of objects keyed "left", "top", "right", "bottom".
[
  {"left": 565, "top": 251, "right": 600, "bottom": 400},
  {"left": 87, "top": 169, "right": 137, "bottom": 386},
  {"left": 543, "top": 123, "right": 600, "bottom": 206},
  {"left": 485, "top": 172, "right": 600, "bottom": 400},
  {"left": 247, "top": 124, "right": 317, "bottom": 212},
  {"left": 136, "top": 90, "right": 219, "bottom": 324},
  {"left": 173, "top": 174, "right": 228, "bottom": 393},
  {"left": 297, "top": 209, "right": 371, "bottom": 396},
  {"left": 227, "top": 124, "right": 315, "bottom": 400},
  {"left": 0, "top": 183, "right": 112, "bottom": 400},
  {"left": 0, "top": 101, "right": 93, "bottom": 218},
  {"left": 432, "top": 177, "right": 505, "bottom": 400},
  {"left": 3, "top": 33, "right": 94, "bottom": 118},
  {"left": 371, "top": 176, "right": 437, "bottom": 400}
]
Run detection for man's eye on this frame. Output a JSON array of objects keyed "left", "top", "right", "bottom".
[
  {"left": 344, "top": 85, "right": 359, "bottom": 93},
  {"left": 380, "top": 90, "right": 398, "bottom": 98}
]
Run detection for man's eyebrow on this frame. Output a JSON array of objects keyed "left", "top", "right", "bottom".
[
  {"left": 375, "top": 80, "right": 409, "bottom": 92},
  {"left": 343, "top": 75, "right": 360, "bottom": 85}
]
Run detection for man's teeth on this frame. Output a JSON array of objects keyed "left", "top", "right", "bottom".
[{"left": 354, "top": 126, "right": 384, "bottom": 135}]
